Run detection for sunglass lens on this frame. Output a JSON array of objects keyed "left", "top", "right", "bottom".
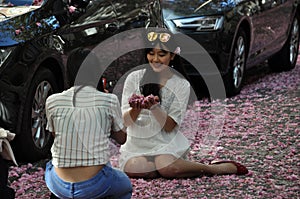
[
  {"left": 148, "top": 32, "right": 158, "bottom": 42},
  {"left": 159, "top": 33, "right": 171, "bottom": 42}
]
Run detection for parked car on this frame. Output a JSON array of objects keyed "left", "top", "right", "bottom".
[
  {"left": 0, "top": 0, "right": 163, "bottom": 162},
  {"left": 162, "top": 0, "right": 300, "bottom": 97}
]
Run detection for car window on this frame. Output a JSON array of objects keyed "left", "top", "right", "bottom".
[
  {"left": 70, "top": 0, "right": 115, "bottom": 26},
  {"left": 0, "top": 1, "right": 43, "bottom": 22},
  {"left": 0, "top": 0, "right": 44, "bottom": 6}
]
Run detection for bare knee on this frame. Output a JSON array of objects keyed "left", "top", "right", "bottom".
[
  {"left": 155, "top": 155, "right": 180, "bottom": 178},
  {"left": 157, "top": 164, "right": 180, "bottom": 178},
  {"left": 124, "top": 157, "right": 158, "bottom": 178}
]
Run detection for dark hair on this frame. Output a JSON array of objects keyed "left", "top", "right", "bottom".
[
  {"left": 140, "top": 30, "right": 190, "bottom": 99},
  {"left": 67, "top": 47, "right": 104, "bottom": 92}
]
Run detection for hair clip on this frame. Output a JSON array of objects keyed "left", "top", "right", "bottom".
[{"left": 174, "top": 47, "right": 181, "bottom": 55}]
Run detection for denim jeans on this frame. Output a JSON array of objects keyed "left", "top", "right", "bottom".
[{"left": 45, "top": 161, "right": 132, "bottom": 199}]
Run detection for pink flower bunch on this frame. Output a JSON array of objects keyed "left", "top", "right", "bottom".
[
  {"left": 15, "top": 29, "right": 21, "bottom": 35},
  {"left": 128, "top": 94, "right": 159, "bottom": 109},
  {"left": 68, "top": 6, "right": 77, "bottom": 13}
]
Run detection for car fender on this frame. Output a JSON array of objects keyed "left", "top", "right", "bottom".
[{"left": 222, "top": 14, "right": 252, "bottom": 73}]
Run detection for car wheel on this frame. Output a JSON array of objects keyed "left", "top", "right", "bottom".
[
  {"left": 268, "top": 15, "right": 300, "bottom": 71},
  {"left": 17, "top": 68, "right": 58, "bottom": 162},
  {"left": 224, "top": 28, "right": 248, "bottom": 97}
]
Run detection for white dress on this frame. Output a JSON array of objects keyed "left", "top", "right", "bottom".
[{"left": 119, "top": 69, "right": 191, "bottom": 170}]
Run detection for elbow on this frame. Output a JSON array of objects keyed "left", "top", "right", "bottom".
[
  {"left": 118, "top": 131, "right": 127, "bottom": 145},
  {"left": 118, "top": 135, "right": 127, "bottom": 145},
  {"left": 164, "top": 126, "right": 174, "bottom": 133},
  {"left": 111, "top": 129, "right": 127, "bottom": 145},
  {"left": 120, "top": 137, "right": 127, "bottom": 145},
  {"left": 163, "top": 118, "right": 177, "bottom": 132}
]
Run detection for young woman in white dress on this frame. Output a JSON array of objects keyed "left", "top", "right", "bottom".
[{"left": 119, "top": 30, "right": 248, "bottom": 178}]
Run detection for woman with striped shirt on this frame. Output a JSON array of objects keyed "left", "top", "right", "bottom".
[{"left": 45, "top": 48, "right": 132, "bottom": 199}]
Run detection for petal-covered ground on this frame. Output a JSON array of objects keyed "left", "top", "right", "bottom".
[{"left": 8, "top": 59, "right": 299, "bottom": 198}]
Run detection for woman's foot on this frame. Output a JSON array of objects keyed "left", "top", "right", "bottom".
[{"left": 210, "top": 160, "right": 248, "bottom": 175}]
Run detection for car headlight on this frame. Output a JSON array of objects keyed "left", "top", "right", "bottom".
[
  {"left": 173, "top": 16, "right": 224, "bottom": 31},
  {"left": 0, "top": 47, "right": 15, "bottom": 67}
]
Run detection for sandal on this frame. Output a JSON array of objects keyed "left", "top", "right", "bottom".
[{"left": 210, "top": 160, "right": 249, "bottom": 175}]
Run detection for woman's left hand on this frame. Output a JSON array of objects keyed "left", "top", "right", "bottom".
[{"left": 143, "top": 95, "right": 160, "bottom": 109}]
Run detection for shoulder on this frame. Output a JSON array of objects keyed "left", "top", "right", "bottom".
[
  {"left": 46, "top": 88, "right": 73, "bottom": 106},
  {"left": 104, "top": 92, "right": 119, "bottom": 102},
  {"left": 96, "top": 92, "right": 120, "bottom": 106},
  {"left": 173, "top": 74, "right": 190, "bottom": 88},
  {"left": 126, "top": 69, "right": 146, "bottom": 79}
]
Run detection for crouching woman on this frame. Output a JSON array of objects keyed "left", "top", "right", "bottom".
[{"left": 44, "top": 48, "right": 132, "bottom": 199}]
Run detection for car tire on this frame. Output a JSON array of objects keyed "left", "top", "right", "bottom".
[
  {"left": 16, "top": 68, "right": 58, "bottom": 162},
  {"left": 223, "top": 28, "right": 248, "bottom": 97},
  {"left": 268, "top": 15, "right": 300, "bottom": 72}
]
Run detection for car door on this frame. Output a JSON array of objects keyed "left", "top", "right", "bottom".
[
  {"left": 265, "top": 0, "right": 294, "bottom": 49},
  {"left": 250, "top": 0, "right": 293, "bottom": 60}
]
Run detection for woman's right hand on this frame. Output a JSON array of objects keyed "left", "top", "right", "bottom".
[{"left": 128, "top": 94, "right": 159, "bottom": 109}]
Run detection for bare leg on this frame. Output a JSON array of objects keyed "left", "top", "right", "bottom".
[
  {"left": 154, "top": 155, "right": 238, "bottom": 178},
  {"left": 124, "top": 156, "right": 160, "bottom": 178}
]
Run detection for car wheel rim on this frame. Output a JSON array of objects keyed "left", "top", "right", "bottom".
[
  {"left": 290, "top": 18, "right": 299, "bottom": 64},
  {"left": 233, "top": 36, "right": 245, "bottom": 89},
  {"left": 31, "top": 81, "right": 53, "bottom": 149}
]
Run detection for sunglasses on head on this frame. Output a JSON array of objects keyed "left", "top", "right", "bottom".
[{"left": 147, "top": 32, "right": 171, "bottom": 43}]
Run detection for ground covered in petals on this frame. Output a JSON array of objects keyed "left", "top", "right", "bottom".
[{"left": 8, "top": 60, "right": 299, "bottom": 198}]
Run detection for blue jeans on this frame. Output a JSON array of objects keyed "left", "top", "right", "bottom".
[{"left": 45, "top": 161, "right": 132, "bottom": 199}]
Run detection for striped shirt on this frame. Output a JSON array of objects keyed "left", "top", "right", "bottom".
[{"left": 45, "top": 86, "right": 124, "bottom": 168}]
